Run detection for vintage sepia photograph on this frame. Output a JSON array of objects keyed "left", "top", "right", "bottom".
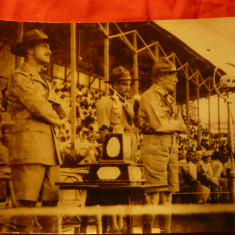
[{"left": 0, "top": 17, "right": 235, "bottom": 234}]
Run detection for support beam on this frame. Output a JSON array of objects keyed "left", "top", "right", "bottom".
[
  {"left": 133, "top": 32, "right": 138, "bottom": 95},
  {"left": 154, "top": 44, "right": 159, "bottom": 62},
  {"left": 135, "top": 31, "right": 159, "bottom": 63},
  {"left": 227, "top": 93, "right": 235, "bottom": 203},
  {"left": 15, "top": 22, "right": 24, "bottom": 69},
  {"left": 70, "top": 23, "right": 77, "bottom": 150},
  {"left": 114, "top": 23, "right": 136, "bottom": 52},
  {"left": 137, "top": 41, "right": 159, "bottom": 53},
  {"left": 109, "top": 30, "right": 136, "bottom": 39},
  {"left": 218, "top": 95, "right": 221, "bottom": 146},
  {"left": 185, "top": 66, "right": 191, "bottom": 148},
  {"left": 196, "top": 75, "right": 201, "bottom": 147},
  {"left": 104, "top": 23, "right": 109, "bottom": 95},
  {"left": 98, "top": 23, "right": 108, "bottom": 37},
  {"left": 208, "top": 93, "right": 211, "bottom": 147}
]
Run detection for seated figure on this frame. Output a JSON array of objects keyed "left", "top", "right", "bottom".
[
  {"left": 179, "top": 149, "right": 210, "bottom": 203},
  {"left": 197, "top": 150, "right": 222, "bottom": 203},
  {"left": 217, "top": 146, "right": 232, "bottom": 203}
]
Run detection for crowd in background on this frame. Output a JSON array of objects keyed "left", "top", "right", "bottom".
[
  {"left": 176, "top": 113, "right": 231, "bottom": 204},
  {"left": 51, "top": 77, "right": 232, "bottom": 204},
  {"left": 0, "top": 76, "right": 233, "bottom": 203}
]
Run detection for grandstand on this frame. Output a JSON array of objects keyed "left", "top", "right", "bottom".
[{"left": 0, "top": 19, "right": 235, "bottom": 233}]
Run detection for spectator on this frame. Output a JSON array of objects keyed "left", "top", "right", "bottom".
[
  {"left": 179, "top": 149, "right": 210, "bottom": 203},
  {"left": 197, "top": 150, "right": 219, "bottom": 187},
  {"left": 197, "top": 150, "right": 222, "bottom": 203},
  {"left": 218, "top": 146, "right": 232, "bottom": 202}
]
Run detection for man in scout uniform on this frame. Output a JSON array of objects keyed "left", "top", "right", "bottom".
[
  {"left": 8, "top": 29, "right": 66, "bottom": 233},
  {"left": 139, "top": 57, "right": 186, "bottom": 233},
  {"left": 96, "top": 66, "right": 138, "bottom": 233},
  {"left": 96, "top": 65, "right": 137, "bottom": 162}
]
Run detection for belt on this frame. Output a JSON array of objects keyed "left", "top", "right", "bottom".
[{"left": 142, "top": 131, "right": 176, "bottom": 136}]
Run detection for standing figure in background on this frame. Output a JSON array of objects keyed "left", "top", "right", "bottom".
[
  {"left": 139, "top": 57, "right": 186, "bottom": 233},
  {"left": 7, "top": 29, "right": 66, "bottom": 233},
  {"left": 95, "top": 66, "right": 138, "bottom": 233}
]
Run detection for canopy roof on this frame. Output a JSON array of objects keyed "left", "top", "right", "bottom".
[
  {"left": 0, "top": 19, "right": 232, "bottom": 104},
  {"left": 156, "top": 17, "right": 235, "bottom": 76}
]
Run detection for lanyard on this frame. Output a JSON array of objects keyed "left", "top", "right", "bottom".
[{"left": 154, "top": 91, "right": 174, "bottom": 117}]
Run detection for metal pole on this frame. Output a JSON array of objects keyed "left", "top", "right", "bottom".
[
  {"left": 133, "top": 32, "right": 139, "bottom": 95},
  {"left": 154, "top": 44, "right": 159, "bottom": 62},
  {"left": 104, "top": 23, "right": 109, "bottom": 95},
  {"left": 218, "top": 94, "right": 221, "bottom": 146},
  {"left": 227, "top": 94, "right": 234, "bottom": 170},
  {"left": 184, "top": 65, "right": 191, "bottom": 148},
  {"left": 227, "top": 93, "right": 235, "bottom": 203},
  {"left": 208, "top": 89, "right": 211, "bottom": 147},
  {"left": 15, "top": 22, "right": 24, "bottom": 69},
  {"left": 70, "top": 23, "right": 77, "bottom": 150},
  {"left": 196, "top": 77, "right": 201, "bottom": 146},
  {"left": 186, "top": 72, "right": 190, "bottom": 148},
  {"left": 77, "top": 28, "right": 81, "bottom": 86}
]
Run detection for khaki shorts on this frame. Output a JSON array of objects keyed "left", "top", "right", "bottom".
[
  {"left": 11, "top": 164, "right": 60, "bottom": 201},
  {"left": 140, "top": 134, "right": 179, "bottom": 193}
]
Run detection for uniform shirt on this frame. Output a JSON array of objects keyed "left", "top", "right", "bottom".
[
  {"left": 139, "top": 83, "right": 185, "bottom": 134},
  {"left": 96, "top": 94, "right": 134, "bottom": 134},
  {"left": 8, "top": 63, "right": 63, "bottom": 126}
]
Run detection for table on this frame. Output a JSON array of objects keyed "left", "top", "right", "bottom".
[{"left": 57, "top": 181, "right": 168, "bottom": 234}]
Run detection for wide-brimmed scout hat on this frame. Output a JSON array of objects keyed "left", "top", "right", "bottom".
[
  {"left": 152, "top": 57, "right": 180, "bottom": 75},
  {"left": 11, "top": 29, "right": 60, "bottom": 57},
  {"left": 105, "top": 66, "right": 138, "bottom": 83}
]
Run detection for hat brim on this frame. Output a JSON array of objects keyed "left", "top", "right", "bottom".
[
  {"left": 104, "top": 78, "right": 139, "bottom": 83},
  {"left": 158, "top": 68, "right": 181, "bottom": 73},
  {"left": 11, "top": 38, "right": 60, "bottom": 57}
]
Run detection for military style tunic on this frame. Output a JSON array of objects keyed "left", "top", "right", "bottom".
[
  {"left": 7, "top": 63, "right": 64, "bottom": 166},
  {"left": 7, "top": 62, "right": 66, "bottom": 201}
]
